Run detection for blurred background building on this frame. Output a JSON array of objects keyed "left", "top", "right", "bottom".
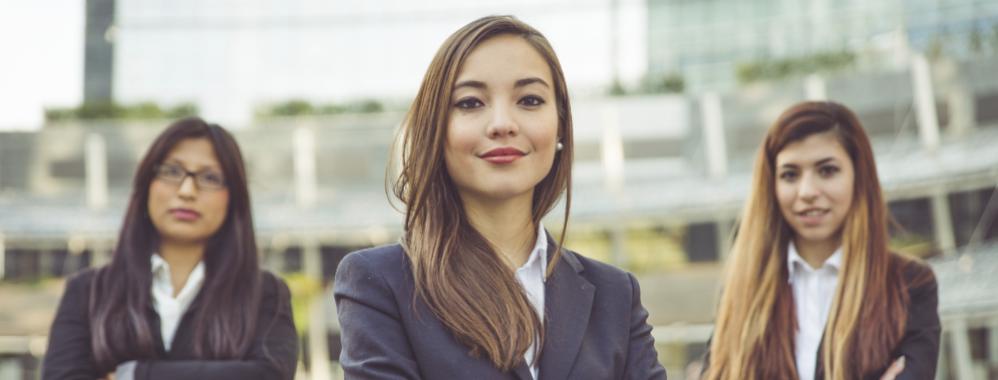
[{"left": 1, "top": 0, "right": 997, "bottom": 379}]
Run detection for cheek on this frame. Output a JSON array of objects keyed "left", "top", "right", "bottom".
[
  {"left": 443, "top": 123, "right": 478, "bottom": 176},
  {"left": 445, "top": 117, "right": 478, "bottom": 152},
  {"left": 774, "top": 182, "right": 795, "bottom": 213},
  {"left": 537, "top": 111, "right": 559, "bottom": 141},
  {"left": 835, "top": 179, "right": 853, "bottom": 213},
  {"left": 833, "top": 175, "right": 856, "bottom": 212},
  {"left": 206, "top": 192, "right": 230, "bottom": 223},
  {"left": 442, "top": 138, "right": 464, "bottom": 178},
  {"left": 147, "top": 182, "right": 171, "bottom": 212}
]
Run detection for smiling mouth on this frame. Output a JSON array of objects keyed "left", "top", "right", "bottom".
[
  {"left": 479, "top": 147, "right": 526, "bottom": 164},
  {"left": 795, "top": 208, "right": 829, "bottom": 226}
]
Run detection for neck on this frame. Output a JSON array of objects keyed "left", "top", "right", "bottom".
[
  {"left": 158, "top": 239, "right": 205, "bottom": 296},
  {"left": 793, "top": 234, "right": 840, "bottom": 269},
  {"left": 460, "top": 191, "right": 537, "bottom": 269}
]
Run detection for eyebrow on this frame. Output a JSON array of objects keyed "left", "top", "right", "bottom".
[
  {"left": 454, "top": 80, "right": 486, "bottom": 90},
  {"left": 515, "top": 77, "right": 550, "bottom": 88},
  {"left": 452, "top": 77, "right": 551, "bottom": 91},
  {"left": 163, "top": 158, "right": 222, "bottom": 172},
  {"left": 779, "top": 157, "right": 838, "bottom": 169}
]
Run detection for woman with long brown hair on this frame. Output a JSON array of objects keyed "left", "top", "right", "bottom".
[
  {"left": 334, "top": 15, "right": 665, "bottom": 379},
  {"left": 702, "top": 101, "right": 940, "bottom": 380},
  {"left": 42, "top": 117, "right": 298, "bottom": 380}
]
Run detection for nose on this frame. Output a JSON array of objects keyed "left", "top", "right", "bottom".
[
  {"left": 485, "top": 103, "right": 519, "bottom": 139},
  {"left": 797, "top": 172, "right": 820, "bottom": 202},
  {"left": 176, "top": 175, "right": 198, "bottom": 200}
]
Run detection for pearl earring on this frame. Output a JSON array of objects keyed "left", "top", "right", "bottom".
[{"left": 556, "top": 142, "right": 564, "bottom": 151}]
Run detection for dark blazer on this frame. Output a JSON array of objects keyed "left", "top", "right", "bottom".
[
  {"left": 42, "top": 268, "right": 299, "bottom": 380},
  {"left": 702, "top": 258, "right": 940, "bottom": 380},
  {"left": 334, "top": 243, "right": 667, "bottom": 380}
]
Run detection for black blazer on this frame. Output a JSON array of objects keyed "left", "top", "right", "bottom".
[
  {"left": 334, "top": 243, "right": 667, "bottom": 380},
  {"left": 42, "top": 268, "right": 299, "bottom": 380},
  {"left": 702, "top": 258, "right": 940, "bottom": 380}
]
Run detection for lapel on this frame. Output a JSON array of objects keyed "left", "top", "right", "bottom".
[
  {"left": 146, "top": 306, "right": 168, "bottom": 356},
  {"left": 537, "top": 247, "right": 595, "bottom": 380},
  {"left": 814, "top": 333, "right": 826, "bottom": 380},
  {"left": 512, "top": 363, "right": 533, "bottom": 380},
  {"left": 147, "top": 292, "right": 204, "bottom": 357}
]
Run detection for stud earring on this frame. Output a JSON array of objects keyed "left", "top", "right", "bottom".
[{"left": 556, "top": 142, "right": 564, "bottom": 151}]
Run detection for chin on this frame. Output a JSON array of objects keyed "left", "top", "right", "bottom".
[
  {"left": 160, "top": 229, "right": 212, "bottom": 245},
  {"left": 794, "top": 228, "right": 837, "bottom": 244},
  {"left": 474, "top": 182, "right": 533, "bottom": 199}
]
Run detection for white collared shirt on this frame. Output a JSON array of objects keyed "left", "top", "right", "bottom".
[
  {"left": 787, "top": 242, "right": 842, "bottom": 380},
  {"left": 514, "top": 223, "right": 548, "bottom": 380},
  {"left": 150, "top": 254, "right": 205, "bottom": 351}
]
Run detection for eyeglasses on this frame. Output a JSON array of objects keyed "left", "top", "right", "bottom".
[{"left": 153, "top": 163, "right": 227, "bottom": 191}]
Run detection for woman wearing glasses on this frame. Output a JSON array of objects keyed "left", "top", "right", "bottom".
[
  {"left": 42, "top": 117, "right": 298, "bottom": 380},
  {"left": 334, "top": 15, "right": 665, "bottom": 379}
]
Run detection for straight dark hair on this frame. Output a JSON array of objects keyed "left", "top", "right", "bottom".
[{"left": 89, "top": 117, "right": 263, "bottom": 373}]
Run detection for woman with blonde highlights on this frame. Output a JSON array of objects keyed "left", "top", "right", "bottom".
[
  {"left": 334, "top": 15, "right": 665, "bottom": 379},
  {"left": 702, "top": 101, "right": 940, "bottom": 380}
]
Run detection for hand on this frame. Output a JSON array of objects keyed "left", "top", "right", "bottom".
[{"left": 879, "top": 356, "right": 905, "bottom": 380}]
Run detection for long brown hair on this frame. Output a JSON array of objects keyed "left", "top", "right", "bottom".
[
  {"left": 391, "top": 15, "right": 573, "bottom": 371},
  {"left": 88, "top": 118, "right": 271, "bottom": 373},
  {"left": 705, "top": 101, "right": 912, "bottom": 380}
]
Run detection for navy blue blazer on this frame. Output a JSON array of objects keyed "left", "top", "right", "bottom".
[{"left": 334, "top": 243, "right": 667, "bottom": 380}]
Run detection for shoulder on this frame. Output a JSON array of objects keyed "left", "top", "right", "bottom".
[
  {"left": 66, "top": 267, "right": 98, "bottom": 288},
  {"left": 334, "top": 244, "right": 412, "bottom": 298},
  {"left": 890, "top": 253, "right": 938, "bottom": 300},
  {"left": 259, "top": 270, "right": 291, "bottom": 298},
  {"left": 891, "top": 253, "right": 937, "bottom": 287},
  {"left": 51, "top": 268, "right": 101, "bottom": 322},
  {"left": 336, "top": 244, "right": 409, "bottom": 279},
  {"left": 61, "top": 267, "right": 101, "bottom": 299},
  {"left": 561, "top": 250, "right": 637, "bottom": 290}
]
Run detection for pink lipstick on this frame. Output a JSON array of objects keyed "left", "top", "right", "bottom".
[
  {"left": 479, "top": 147, "right": 526, "bottom": 164},
  {"left": 169, "top": 208, "right": 201, "bottom": 221}
]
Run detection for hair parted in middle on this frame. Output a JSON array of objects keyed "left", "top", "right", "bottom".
[
  {"left": 704, "top": 101, "right": 921, "bottom": 380},
  {"left": 88, "top": 117, "right": 278, "bottom": 374}
]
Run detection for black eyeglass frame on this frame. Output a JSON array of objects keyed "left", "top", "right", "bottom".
[{"left": 153, "top": 163, "right": 228, "bottom": 191}]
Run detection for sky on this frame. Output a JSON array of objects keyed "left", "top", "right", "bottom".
[
  {"left": 0, "top": 0, "right": 84, "bottom": 130},
  {"left": 0, "top": 0, "right": 647, "bottom": 130}
]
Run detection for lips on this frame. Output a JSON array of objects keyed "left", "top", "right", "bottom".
[
  {"left": 169, "top": 208, "right": 201, "bottom": 221},
  {"left": 479, "top": 147, "right": 526, "bottom": 164},
  {"left": 795, "top": 208, "right": 829, "bottom": 227}
]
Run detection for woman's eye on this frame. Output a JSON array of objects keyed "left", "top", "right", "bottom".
[
  {"left": 519, "top": 95, "right": 545, "bottom": 107},
  {"left": 201, "top": 172, "right": 224, "bottom": 185},
  {"left": 819, "top": 165, "right": 840, "bottom": 177},
  {"left": 779, "top": 171, "right": 798, "bottom": 181},
  {"left": 162, "top": 165, "right": 185, "bottom": 178},
  {"left": 454, "top": 98, "right": 484, "bottom": 109}
]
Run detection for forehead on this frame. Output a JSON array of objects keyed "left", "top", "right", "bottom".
[
  {"left": 455, "top": 34, "right": 552, "bottom": 86},
  {"left": 163, "top": 137, "right": 222, "bottom": 170},
  {"left": 775, "top": 132, "right": 850, "bottom": 165}
]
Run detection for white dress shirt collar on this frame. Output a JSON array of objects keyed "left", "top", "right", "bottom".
[
  {"left": 515, "top": 223, "right": 548, "bottom": 379},
  {"left": 518, "top": 223, "right": 549, "bottom": 279},
  {"left": 150, "top": 253, "right": 205, "bottom": 351},
  {"left": 786, "top": 241, "right": 842, "bottom": 380},
  {"left": 787, "top": 241, "right": 843, "bottom": 283}
]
